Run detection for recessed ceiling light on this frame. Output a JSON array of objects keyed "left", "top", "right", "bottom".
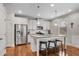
[
  {"left": 18, "top": 10, "right": 22, "bottom": 14},
  {"left": 68, "top": 9, "right": 72, "bottom": 12},
  {"left": 50, "top": 4, "right": 54, "bottom": 7},
  {"left": 54, "top": 23, "right": 57, "bottom": 26}
]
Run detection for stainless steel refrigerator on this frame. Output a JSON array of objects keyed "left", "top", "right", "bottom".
[{"left": 14, "top": 24, "right": 28, "bottom": 46}]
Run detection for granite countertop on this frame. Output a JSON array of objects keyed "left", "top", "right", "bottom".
[
  {"left": 30, "top": 34, "right": 66, "bottom": 37},
  {"left": 30, "top": 34, "right": 50, "bottom": 38}
]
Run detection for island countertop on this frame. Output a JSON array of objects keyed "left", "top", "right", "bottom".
[{"left": 30, "top": 34, "right": 66, "bottom": 38}]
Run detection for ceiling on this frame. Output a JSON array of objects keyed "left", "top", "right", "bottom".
[{"left": 3, "top": 3, "right": 79, "bottom": 20}]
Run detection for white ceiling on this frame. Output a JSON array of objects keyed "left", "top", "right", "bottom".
[{"left": 3, "top": 3, "right": 79, "bottom": 19}]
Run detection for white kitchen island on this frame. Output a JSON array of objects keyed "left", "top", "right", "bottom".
[
  {"left": 28, "top": 34, "right": 66, "bottom": 56},
  {"left": 30, "top": 34, "right": 50, "bottom": 56}
]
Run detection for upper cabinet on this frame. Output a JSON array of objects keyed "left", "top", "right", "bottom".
[
  {"left": 39, "top": 20, "right": 50, "bottom": 30},
  {"left": 28, "top": 20, "right": 50, "bottom": 30}
]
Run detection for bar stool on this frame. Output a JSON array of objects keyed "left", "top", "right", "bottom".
[
  {"left": 48, "top": 40, "right": 56, "bottom": 55},
  {"left": 55, "top": 39, "right": 63, "bottom": 53},
  {"left": 48, "top": 40, "right": 56, "bottom": 48},
  {"left": 55, "top": 39, "right": 62, "bottom": 48},
  {"left": 39, "top": 41, "right": 48, "bottom": 56}
]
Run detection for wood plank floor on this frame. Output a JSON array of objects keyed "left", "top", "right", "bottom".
[
  {"left": 5, "top": 44, "right": 79, "bottom": 56},
  {"left": 66, "top": 45, "right": 79, "bottom": 56},
  {"left": 6, "top": 44, "right": 34, "bottom": 56}
]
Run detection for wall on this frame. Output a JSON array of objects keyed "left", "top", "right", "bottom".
[
  {"left": 51, "top": 11, "right": 79, "bottom": 48},
  {"left": 28, "top": 19, "right": 50, "bottom": 34},
  {"left": 6, "top": 13, "right": 28, "bottom": 47},
  {"left": 6, "top": 13, "right": 50, "bottom": 47},
  {"left": 0, "top": 3, "right": 6, "bottom": 55}
]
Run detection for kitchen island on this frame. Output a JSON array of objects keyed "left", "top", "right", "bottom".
[{"left": 28, "top": 34, "right": 66, "bottom": 56}]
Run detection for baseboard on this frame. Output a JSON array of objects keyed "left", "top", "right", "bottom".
[
  {"left": 67, "top": 43, "right": 79, "bottom": 48},
  {"left": 16, "top": 43, "right": 30, "bottom": 46},
  {"left": 16, "top": 43, "right": 27, "bottom": 46},
  {"left": 32, "top": 51, "right": 37, "bottom": 56},
  {"left": 6, "top": 47, "right": 12, "bottom": 48},
  {"left": 27, "top": 42, "right": 31, "bottom": 44},
  {"left": 6, "top": 44, "right": 15, "bottom": 48}
]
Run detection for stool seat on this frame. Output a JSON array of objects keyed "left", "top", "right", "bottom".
[
  {"left": 48, "top": 40, "right": 55, "bottom": 42},
  {"left": 40, "top": 41, "right": 47, "bottom": 44},
  {"left": 55, "top": 39, "right": 62, "bottom": 42}
]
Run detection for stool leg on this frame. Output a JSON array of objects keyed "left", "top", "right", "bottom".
[
  {"left": 39, "top": 43, "right": 42, "bottom": 55},
  {"left": 60, "top": 41, "right": 63, "bottom": 51},
  {"left": 39, "top": 43, "right": 41, "bottom": 51},
  {"left": 48, "top": 42, "right": 50, "bottom": 49},
  {"left": 54, "top": 42, "right": 57, "bottom": 54},
  {"left": 47, "top": 42, "right": 50, "bottom": 55},
  {"left": 46, "top": 43, "right": 48, "bottom": 56}
]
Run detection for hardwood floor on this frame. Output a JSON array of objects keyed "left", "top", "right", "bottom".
[
  {"left": 66, "top": 45, "right": 79, "bottom": 56},
  {"left": 6, "top": 44, "right": 34, "bottom": 56},
  {"left": 5, "top": 44, "right": 79, "bottom": 56}
]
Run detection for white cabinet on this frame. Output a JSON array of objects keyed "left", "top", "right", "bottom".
[
  {"left": 28, "top": 20, "right": 50, "bottom": 30},
  {"left": 28, "top": 20, "right": 37, "bottom": 30}
]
